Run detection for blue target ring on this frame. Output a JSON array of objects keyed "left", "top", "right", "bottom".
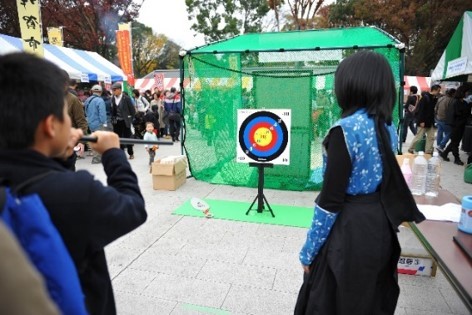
[{"left": 238, "top": 111, "right": 288, "bottom": 162}]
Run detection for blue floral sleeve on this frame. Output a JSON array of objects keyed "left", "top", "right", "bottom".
[{"left": 299, "top": 204, "right": 338, "bottom": 266}]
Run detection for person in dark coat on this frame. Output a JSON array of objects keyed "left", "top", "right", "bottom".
[
  {"left": 440, "top": 85, "right": 472, "bottom": 165},
  {"left": 400, "top": 85, "right": 419, "bottom": 142},
  {"left": 0, "top": 53, "right": 147, "bottom": 315},
  {"left": 295, "top": 51, "right": 424, "bottom": 315},
  {"left": 111, "top": 82, "right": 136, "bottom": 159}
]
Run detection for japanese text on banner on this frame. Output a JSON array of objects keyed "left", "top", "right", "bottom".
[{"left": 17, "top": 0, "right": 44, "bottom": 56}]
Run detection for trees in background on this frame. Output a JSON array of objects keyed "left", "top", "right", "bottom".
[
  {"left": 0, "top": 0, "right": 142, "bottom": 61},
  {"left": 1, "top": 0, "right": 470, "bottom": 76},
  {"left": 0, "top": 0, "right": 180, "bottom": 78},
  {"left": 185, "top": 0, "right": 270, "bottom": 42},
  {"left": 132, "top": 21, "right": 180, "bottom": 77},
  {"left": 185, "top": 0, "right": 471, "bottom": 75},
  {"left": 282, "top": 0, "right": 325, "bottom": 30},
  {"left": 327, "top": 0, "right": 472, "bottom": 75}
]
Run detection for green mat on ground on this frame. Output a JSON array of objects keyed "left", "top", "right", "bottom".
[{"left": 172, "top": 199, "right": 313, "bottom": 228}]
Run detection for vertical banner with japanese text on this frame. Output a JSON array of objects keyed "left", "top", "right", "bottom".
[
  {"left": 154, "top": 72, "right": 165, "bottom": 91},
  {"left": 47, "top": 26, "right": 63, "bottom": 46},
  {"left": 17, "top": 0, "right": 44, "bottom": 56},
  {"left": 116, "top": 23, "right": 134, "bottom": 86}
]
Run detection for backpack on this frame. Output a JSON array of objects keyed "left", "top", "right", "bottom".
[
  {"left": 0, "top": 174, "right": 87, "bottom": 315},
  {"left": 408, "top": 94, "right": 421, "bottom": 114}
]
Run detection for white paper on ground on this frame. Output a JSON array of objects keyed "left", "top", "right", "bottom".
[{"left": 417, "top": 203, "right": 462, "bottom": 222}]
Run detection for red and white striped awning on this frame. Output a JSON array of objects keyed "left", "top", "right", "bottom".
[
  {"left": 136, "top": 75, "right": 431, "bottom": 94},
  {"left": 134, "top": 77, "right": 190, "bottom": 92},
  {"left": 403, "top": 76, "right": 431, "bottom": 93}
]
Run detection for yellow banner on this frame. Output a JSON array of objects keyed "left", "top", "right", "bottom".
[
  {"left": 47, "top": 27, "right": 63, "bottom": 46},
  {"left": 17, "top": 0, "right": 44, "bottom": 56},
  {"left": 118, "top": 23, "right": 131, "bottom": 31}
]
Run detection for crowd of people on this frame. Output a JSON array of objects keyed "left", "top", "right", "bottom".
[
  {"left": 402, "top": 83, "right": 472, "bottom": 165},
  {"left": 63, "top": 76, "right": 183, "bottom": 165}
]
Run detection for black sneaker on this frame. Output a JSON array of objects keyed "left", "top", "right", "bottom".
[
  {"left": 440, "top": 152, "right": 450, "bottom": 162},
  {"left": 454, "top": 159, "right": 464, "bottom": 166}
]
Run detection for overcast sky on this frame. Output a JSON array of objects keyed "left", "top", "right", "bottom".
[{"left": 137, "top": 0, "right": 206, "bottom": 50}]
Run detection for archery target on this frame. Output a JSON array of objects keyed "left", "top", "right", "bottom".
[{"left": 237, "top": 109, "right": 291, "bottom": 165}]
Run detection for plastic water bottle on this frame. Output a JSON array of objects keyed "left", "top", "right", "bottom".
[
  {"left": 400, "top": 158, "right": 412, "bottom": 188},
  {"left": 425, "top": 152, "right": 441, "bottom": 197},
  {"left": 411, "top": 151, "right": 428, "bottom": 195},
  {"left": 458, "top": 196, "right": 472, "bottom": 234}
]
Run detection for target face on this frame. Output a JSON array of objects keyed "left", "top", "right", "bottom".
[{"left": 237, "top": 109, "right": 291, "bottom": 165}]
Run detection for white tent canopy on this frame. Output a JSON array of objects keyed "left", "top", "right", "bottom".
[
  {"left": 0, "top": 34, "right": 126, "bottom": 83},
  {"left": 431, "top": 11, "right": 472, "bottom": 82}
]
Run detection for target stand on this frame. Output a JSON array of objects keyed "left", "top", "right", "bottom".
[{"left": 245, "top": 162, "right": 275, "bottom": 217}]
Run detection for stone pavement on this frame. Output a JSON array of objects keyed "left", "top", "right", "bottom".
[{"left": 76, "top": 133, "right": 470, "bottom": 315}]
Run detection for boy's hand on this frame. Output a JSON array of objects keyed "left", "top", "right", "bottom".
[{"left": 89, "top": 131, "right": 120, "bottom": 154}]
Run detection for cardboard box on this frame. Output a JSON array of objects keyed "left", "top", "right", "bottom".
[
  {"left": 152, "top": 159, "right": 187, "bottom": 190},
  {"left": 397, "top": 254, "right": 437, "bottom": 277}
]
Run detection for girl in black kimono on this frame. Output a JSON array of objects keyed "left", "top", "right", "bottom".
[{"left": 295, "top": 51, "right": 425, "bottom": 315}]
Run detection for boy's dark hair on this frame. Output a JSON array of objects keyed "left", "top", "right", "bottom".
[
  {"left": 0, "top": 53, "right": 67, "bottom": 149},
  {"left": 334, "top": 50, "right": 396, "bottom": 123},
  {"left": 409, "top": 86, "right": 418, "bottom": 94}
]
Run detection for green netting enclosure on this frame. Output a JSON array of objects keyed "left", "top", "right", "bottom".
[{"left": 180, "top": 26, "right": 404, "bottom": 191}]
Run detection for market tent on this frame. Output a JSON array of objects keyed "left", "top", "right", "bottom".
[
  {"left": 431, "top": 11, "right": 472, "bottom": 82},
  {"left": 403, "top": 76, "right": 431, "bottom": 93},
  {"left": 0, "top": 34, "right": 126, "bottom": 82},
  {"left": 135, "top": 77, "right": 187, "bottom": 91}
]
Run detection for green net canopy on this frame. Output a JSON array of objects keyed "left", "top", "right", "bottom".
[
  {"left": 181, "top": 26, "right": 403, "bottom": 191},
  {"left": 191, "top": 26, "right": 399, "bottom": 53}
]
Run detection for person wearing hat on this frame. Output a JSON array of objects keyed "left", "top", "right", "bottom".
[
  {"left": 84, "top": 84, "right": 107, "bottom": 164},
  {"left": 63, "top": 72, "right": 88, "bottom": 170},
  {"left": 110, "top": 82, "right": 136, "bottom": 159}
]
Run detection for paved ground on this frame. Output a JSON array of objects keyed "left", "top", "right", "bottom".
[{"left": 76, "top": 132, "right": 471, "bottom": 315}]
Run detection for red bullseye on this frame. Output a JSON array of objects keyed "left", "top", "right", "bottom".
[{"left": 248, "top": 122, "right": 278, "bottom": 152}]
